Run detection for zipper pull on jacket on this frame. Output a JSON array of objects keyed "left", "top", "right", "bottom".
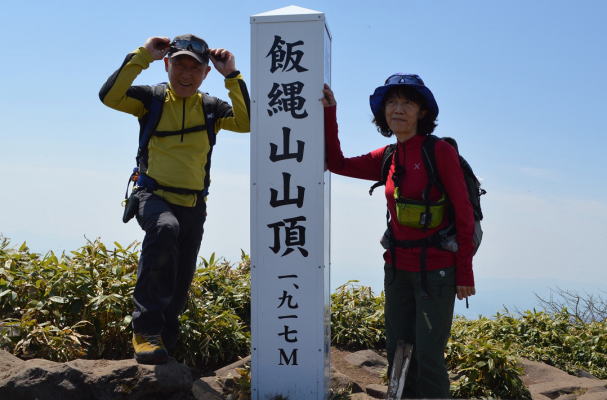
[{"left": 180, "top": 97, "right": 186, "bottom": 142}]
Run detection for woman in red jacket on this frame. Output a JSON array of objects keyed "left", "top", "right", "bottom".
[{"left": 322, "top": 74, "right": 475, "bottom": 398}]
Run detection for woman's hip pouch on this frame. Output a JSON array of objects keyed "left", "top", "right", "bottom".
[{"left": 394, "top": 190, "right": 447, "bottom": 229}]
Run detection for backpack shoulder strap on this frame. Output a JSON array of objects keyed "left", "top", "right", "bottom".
[
  {"left": 136, "top": 83, "right": 167, "bottom": 169},
  {"left": 421, "top": 135, "right": 442, "bottom": 196},
  {"left": 201, "top": 92, "right": 221, "bottom": 147},
  {"left": 199, "top": 92, "right": 222, "bottom": 196},
  {"left": 424, "top": 135, "right": 486, "bottom": 221},
  {"left": 369, "top": 143, "right": 397, "bottom": 195}
]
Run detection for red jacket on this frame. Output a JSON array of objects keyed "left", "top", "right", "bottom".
[{"left": 324, "top": 105, "right": 475, "bottom": 286}]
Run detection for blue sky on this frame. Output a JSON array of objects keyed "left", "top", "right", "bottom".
[{"left": 1, "top": 0, "right": 606, "bottom": 318}]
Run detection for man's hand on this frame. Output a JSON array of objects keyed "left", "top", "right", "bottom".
[
  {"left": 456, "top": 286, "right": 476, "bottom": 300},
  {"left": 144, "top": 37, "right": 171, "bottom": 60},
  {"left": 320, "top": 83, "right": 336, "bottom": 107},
  {"left": 209, "top": 48, "right": 236, "bottom": 77}
]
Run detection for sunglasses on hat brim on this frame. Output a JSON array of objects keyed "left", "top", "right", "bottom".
[
  {"left": 168, "top": 39, "right": 209, "bottom": 58},
  {"left": 384, "top": 73, "right": 425, "bottom": 86}
]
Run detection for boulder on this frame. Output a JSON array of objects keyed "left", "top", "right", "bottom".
[
  {"left": 191, "top": 377, "right": 223, "bottom": 400},
  {"left": 343, "top": 349, "right": 388, "bottom": 378},
  {"left": 192, "top": 356, "right": 251, "bottom": 400},
  {"left": 0, "top": 350, "right": 193, "bottom": 400},
  {"left": 5, "top": 348, "right": 607, "bottom": 400},
  {"left": 213, "top": 355, "right": 250, "bottom": 390},
  {"left": 344, "top": 349, "right": 388, "bottom": 368},
  {"left": 365, "top": 383, "right": 388, "bottom": 399},
  {"left": 574, "top": 369, "right": 600, "bottom": 380},
  {"left": 0, "top": 350, "right": 23, "bottom": 373},
  {"left": 330, "top": 367, "right": 364, "bottom": 393},
  {"left": 349, "top": 393, "right": 372, "bottom": 400},
  {"left": 519, "top": 358, "right": 607, "bottom": 400}
]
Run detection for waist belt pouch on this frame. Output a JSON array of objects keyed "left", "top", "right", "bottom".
[
  {"left": 394, "top": 188, "right": 446, "bottom": 229},
  {"left": 122, "top": 189, "right": 140, "bottom": 223},
  {"left": 438, "top": 224, "right": 458, "bottom": 252}
]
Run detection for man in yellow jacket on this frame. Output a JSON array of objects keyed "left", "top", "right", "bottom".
[{"left": 99, "top": 34, "right": 250, "bottom": 364}]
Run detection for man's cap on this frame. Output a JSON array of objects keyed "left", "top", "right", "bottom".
[
  {"left": 168, "top": 34, "right": 210, "bottom": 64},
  {"left": 369, "top": 73, "right": 439, "bottom": 121}
]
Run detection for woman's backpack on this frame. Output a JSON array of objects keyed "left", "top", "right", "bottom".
[{"left": 369, "top": 135, "right": 486, "bottom": 254}]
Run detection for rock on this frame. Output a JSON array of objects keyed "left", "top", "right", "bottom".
[
  {"left": 520, "top": 358, "right": 607, "bottom": 400},
  {"left": 365, "top": 383, "right": 388, "bottom": 399},
  {"left": 214, "top": 355, "right": 250, "bottom": 377},
  {"left": 331, "top": 368, "right": 364, "bottom": 393},
  {"left": 191, "top": 377, "right": 223, "bottom": 400},
  {"left": 0, "top": 351, "right": 193, "bottom": 400},
  {"left": 192, "top": 356, "right": 251, "bottom": 399},
  {"left": 4, "top": 348, "right": 607, "bottom": 400},
  {"left": 0, "top": 349, "right": 24, "bottom": 373},
  {"left": 575, "top": 369, "right": 600, "bottom": 380},
  {"left": 580, "top": 386, "right": 607, "bottom": 400},
  {"left": 343, "top": 349, "right": 388, "bottom": 378},
  {"left": 349, "top": 393, "right": 371, "bottom": 400},
  {"left": 214, "top": 355, "right": 250, "bottom": 390},
  {"left": 344, "top": 350, "right": 388, "bottom": 368}
]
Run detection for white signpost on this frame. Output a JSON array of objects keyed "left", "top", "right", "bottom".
[{"left": 250, "top": 6, "right": 332, "bottom": 399}]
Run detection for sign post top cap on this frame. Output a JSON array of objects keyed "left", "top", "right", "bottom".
[{"left": 251, "top": 5, "right": 324, "bottom": 23}]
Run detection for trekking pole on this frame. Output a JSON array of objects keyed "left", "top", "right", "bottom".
[{"left": 387, "top": 340, "right": 414, "bottom": 400}]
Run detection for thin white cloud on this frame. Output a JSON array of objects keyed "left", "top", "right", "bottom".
[
  {"left": 517, "top": 166, "right": 560, "bottom": 181},
  {"left": 477, "top": 190, "right": 607, "bottom": 281}
]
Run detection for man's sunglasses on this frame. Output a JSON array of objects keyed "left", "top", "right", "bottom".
[{"left": 169, "top": 39, "right": 209, "bottom": 57}]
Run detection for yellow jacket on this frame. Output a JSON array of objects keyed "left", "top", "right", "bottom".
[{"left": 100, "top": 47, "right": 250, "bottom": 206}]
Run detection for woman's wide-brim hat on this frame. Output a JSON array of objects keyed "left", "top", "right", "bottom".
[{"left": 369, "top": 73, "right": 439, "bottom": 120}]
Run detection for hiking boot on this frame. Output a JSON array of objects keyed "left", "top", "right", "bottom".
[{"left": 132, "top": 333, "right": 169, "bottom": 364}]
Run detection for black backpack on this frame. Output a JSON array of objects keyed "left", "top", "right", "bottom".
[
  {"left": 122, "top": 84, "right": 221, "bottom": 222},
  {"left": 370, "top": 135, "right": 485, "bottom": 254},
  {"left": 135, "top": 83, "right": 220, "bottom": 191}
]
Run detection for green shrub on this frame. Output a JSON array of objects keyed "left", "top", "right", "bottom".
[
  {"left": 448, "top": 321, "right": 531, "bottom": 399},
  {"left": 175, "top": 252, "right": 251, "bottom": 369},
  {"left": 3, "top": 235, "right": 606, "bottom": 398},
  {"left": 196, "top": 251, "right": 251, "bottom": 326},
  {"left": 330, "top": 281, "right": 384, "bottom": 350},
  {"left": 6, "top": 318, "right": 91, "bottom": 361},
  {"left": 0, "top": 237, "right": 250, "bottom": 370},
  {"left": 453, "top": 310, "right": 607, "bottom": 379},
  {"left": 0, "top": 238, "right": 137, "bottom": 360}
]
